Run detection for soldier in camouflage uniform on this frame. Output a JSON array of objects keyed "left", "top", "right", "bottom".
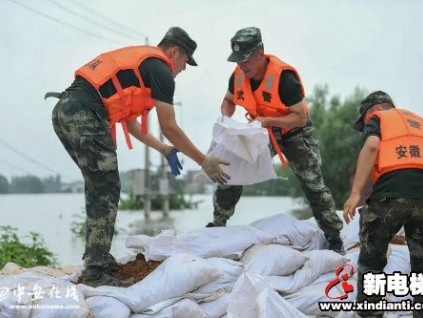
[
  {"left": 51, "top": 27, "right": 229, "bottom": 287},
  {"left": 208, "top": 27, "right": 345, "bottom": 255},
  {"left": 344, "top": 91, "right": 423, "bottom": 317}
]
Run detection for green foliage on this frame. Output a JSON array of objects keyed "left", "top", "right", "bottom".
[
  {"left": 42, "top": 174, "right": 62, "bottom": 193},
  {"left": 119, "top": 194, "right": 143, "bottom": 210},
  {"left": 119, "top": 190, "right": 195, "bottom": 211},
  {"left": 307, "top": 85, "right": 366, "bottom": 208},
  {"left": 167, "top": 189, "right": 195, "bottom": 209},
  {"left": 243, "top": 165, "right": 297, "bottom": 196},
  {"left": 0, "top": 174, "right": 8, "bottom": 194},
  {"left": 0, "top": 226, "right": 57, "bottom": 268},
  {"left": 9, "top": 175, "right": 45, "bottom": 193}
]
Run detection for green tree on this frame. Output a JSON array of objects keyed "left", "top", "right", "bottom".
[
  {"left": 0, "top": 226, "right": 57, "bottom": 268},
  {"left": 307, "top": 85, "right": 366, "bottom": 208},
  {"left": 9, "top": 175, "right": 45, "bottom": 193},
  {"left": 42, "top": 174, "right": 62, "bottom": 193},
  {"left": 0, "top": 174, "right": 8, "bottom": 194}
]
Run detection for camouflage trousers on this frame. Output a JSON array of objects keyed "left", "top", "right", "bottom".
[
  {"left": 212, "top": 122, "right": 343, "bottom": 237},
  {"left": 356, "top": 197, "right": 423, "bottom": 318},
  {"left": 52, "top": 92, "right": 120, "bottom": 269}
]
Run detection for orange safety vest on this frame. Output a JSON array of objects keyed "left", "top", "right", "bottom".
[
  {"left": 365, "top": 108, "right": 423, "bottom": 182},
  {"left": 75, "top": 46, "right": 174, "bottom": 149},
  {"left": 232, "top": 55, "right": 308, "bottom": 167}
]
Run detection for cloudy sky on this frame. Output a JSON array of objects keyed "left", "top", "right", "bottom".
[{"left": 1, "top": 0, "right": 422, "bottom": 182}]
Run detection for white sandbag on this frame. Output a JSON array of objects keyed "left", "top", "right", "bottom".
[
  {"left": 126, "top": 226, "right": 276, "bottom": 262},
  {"left": 385, "top": 312, "right": 413, "bottom": 318},
  {"left": 242, "top": 244, "right": 308, "bottom": 276},
  {"left": 0, "top": 263, "right": 82, "bottom": 280},
  {"left": 139, "top": 297, "right": 182, "bottom": 315},
  {"left": 194, "top": 258, "right": 243, "bottom": 294},
  {"left": 286, "top": 281, "right": 357, "bottom": 317},
  {"left": 305, "top": 210, "right": 361, "bottom": 251},
  {"left": 199, "top": 292, "right": 231, "bottom": 318},
  {"left": 226, "top": 273, "right": 307, "bottom": 318},
  {"left": 250, "top": 213, "right": 323, "bottom": 249},
  {"left": 130, "top": 298, "right": 203, "bottom": 318},
  {"left": 198, "top": 116, "right": 277, "bottom": 185},
  {"left": 384, "top": 244, "right": 411, "bottom": 275},
  {"left": 85, "top": 296, "right": 130, "bottom": 318},
  {"left": 267, "top": 250, "right": 349, "bottom": 294},
  {"left": 384, "top": 245, "right": 413, "bottom": 305},
  {"left": 78, "top": 254, "right": 221, "bottom": 313},
  {"left": 0, "top": 272, "right": 88, "bottom": 318}
]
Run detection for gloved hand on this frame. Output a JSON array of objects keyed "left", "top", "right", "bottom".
[
  {"left": 161, "top": 145, "right": 183, "bottom": 176},
  {"left": 201, "top": 156, "right": 230, "bottom": 184}
]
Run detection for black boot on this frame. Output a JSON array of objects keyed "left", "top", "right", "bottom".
[
  {"left": 80, "top": 266, "right": 134, "bottom": 288},
  {"left": 325, "top": 234, "right": 346, "bottom": 255}
]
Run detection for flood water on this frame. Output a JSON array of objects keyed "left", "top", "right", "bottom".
[{"left": 0, "top": 193, "right": 305, "bottom": 266}]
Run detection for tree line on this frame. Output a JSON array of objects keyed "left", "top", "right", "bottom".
[
  {"left": 1, "top": 85, "right": 367, "bottom": 208},
  {"left": 0, "top": 175, "right": 63, "bottom": 194}
]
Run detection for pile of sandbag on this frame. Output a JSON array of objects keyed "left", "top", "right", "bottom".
[{"left": 0, "top": 212, "right": 412, "bottom": 318}]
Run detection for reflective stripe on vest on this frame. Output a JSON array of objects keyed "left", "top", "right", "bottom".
[{"left": 366, "top": 108, "right": 423, "bottom": 182}]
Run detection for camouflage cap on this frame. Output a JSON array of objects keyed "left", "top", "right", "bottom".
[
  {"left": 227, "top": 27, "right": 264, "bottom": 63},
  {"left": 162, "top": 27, "right": 198, "bottom": 66},
  {"left": 353, "top": 90, "right": 395, "bottom": 131}
]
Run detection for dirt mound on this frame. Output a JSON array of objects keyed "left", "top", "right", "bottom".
[
  {"left": 76, "top": 253, "right": 161, "bottom": 286},
  {"left": 116, "top": 253, "right": 162, "bottom": 285}
]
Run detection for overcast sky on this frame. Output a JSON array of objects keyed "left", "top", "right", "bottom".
[{"left": 1, "top": 0, "right": 422, "bottom": 182}]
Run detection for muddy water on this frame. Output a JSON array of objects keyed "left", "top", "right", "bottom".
[{"left": 0, "top": 193, "right": 305, "bottom": 266}]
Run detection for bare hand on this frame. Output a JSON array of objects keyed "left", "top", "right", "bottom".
[{"left": 343, "top": 193, "right": 362, "bottom": 224}]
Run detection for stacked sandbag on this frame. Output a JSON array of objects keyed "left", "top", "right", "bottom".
[{"left": 0, "top": 211, "right": 413, "bottom": 318}]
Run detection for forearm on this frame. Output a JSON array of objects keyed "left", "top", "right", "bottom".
[
  {"left": 257, "top": 98, "right": 308, "bottom": 128},
  {"left": 221, "top": 91, "right": 236, "bottom": 117},
  {"left": 350, "top": 137, "right": 379, "bottom": 195},
  {"left": 261, "top": 112, "right": 307, "bottom": 128},
  {"left": 161, "top": 125, "right": 205, "bottom": 165},
  {"left": 127, "top": 119, "right": 165, "bottom": 152}
]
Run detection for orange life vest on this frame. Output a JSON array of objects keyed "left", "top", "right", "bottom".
[
  {"left": 75, "top": 46, "right": 174, "bottom": 149},
  {"left": 365, "top": 108, "right": 423, "bottom": 182},
  {"left": 232, "top": 55, "right": 308, "bottom": 167}
]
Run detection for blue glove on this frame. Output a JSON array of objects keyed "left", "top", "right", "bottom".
[{"left": 165, "top": 147, "right": 183, "bottom": 176}]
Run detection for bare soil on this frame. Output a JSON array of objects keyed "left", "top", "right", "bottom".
[
  {"left": 115, "top": 253, "right": 162, "bottom": 285},
  {"left": 76, "top": 253, "right": 161, "bottom": 286}
]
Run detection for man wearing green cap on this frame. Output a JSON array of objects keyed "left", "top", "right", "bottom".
[
  {"left": 50, "top": 27, "right": 230, "bottom": 287},
  {"left": 206, "top": 27, "right": 345, "bottom": 255},
  {"left": 343, "top": 91, "right": 423, "bottom": 317}
]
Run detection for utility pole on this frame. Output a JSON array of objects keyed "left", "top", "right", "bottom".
[
  {"left": 159, "top": 130, "right": 169, "bottom": 217},
  {"left": 143, "top": 37, "right": 151, "bottom": 219},
  {"left": 144, "top": 118, "right": 151, "bottom": 219},
  {"left": 159, "top": 101, "right": 182, "bottom": 217}
]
